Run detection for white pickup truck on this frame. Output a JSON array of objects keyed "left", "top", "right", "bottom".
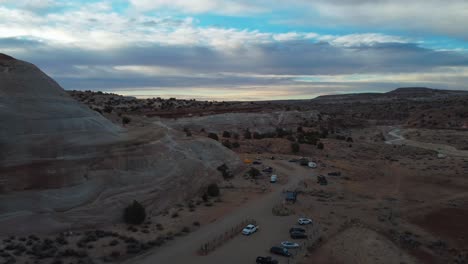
[{"left": 242, "top": 224, "right": 259, "bottom": 235}]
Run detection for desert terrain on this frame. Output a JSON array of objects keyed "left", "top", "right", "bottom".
[{"left": 1, "top": 54, "right": 468, "bottom": 264}]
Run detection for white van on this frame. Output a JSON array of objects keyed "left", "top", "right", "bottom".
[
  {"left": 308, "top": 162, "right": 317, "bottom": 168},
  {"left": 270, "top": 175, "right": 278, "bottom": 183}
]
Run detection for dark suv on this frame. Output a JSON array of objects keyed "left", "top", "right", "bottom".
[
  {"left": 256, "top": 256, "right": 279, "bottom": 264},
  {"left": 290, "top": 231, "right": 307, "bottom": 239},
  {"left": 270, "top": 246, "right": 292, "bottom": 257},
  {"left": 289, "top": 227, "right": 307, "bottom": 239},
  {"left": 289, "top": 227, "right": 306, "bottom": 233}
]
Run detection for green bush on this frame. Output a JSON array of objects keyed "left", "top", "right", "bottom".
[
  {"left": 317, "top": 142, "right": 324, "bottom": 150},
  {"left": 222, "top": 140, "right": 232, "bottom": 149},
  {"left": 291, "top": 142, "right": 300, "bottom": 153},
  {"left": 222, "top": 131, "right": 231, "bottom": 138},
  {"left": 123, "top": 200, "right": 146, "bottom": 225},
  {"left": 244, "top": 129, "right": 252, "bottom": 139},
  {"left": 207, "top": 133, "right": 219, "bottom": 141},
  {"left": 122, "top": 116, "right": 131, "bottom": 125},
  {"left": 248, "top": 167, "right": 261, "bottom": 178},
  {"left": 207, "top": 183, "right": 220, "bottom": 197}
]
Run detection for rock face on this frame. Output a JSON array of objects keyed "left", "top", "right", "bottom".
[{"left": 0, "top": 54, "right": 242, "bottom": 234}]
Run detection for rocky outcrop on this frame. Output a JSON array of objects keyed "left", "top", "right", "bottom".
[{"left": 0, "top": 54, "right": 243, "bottom": 235}]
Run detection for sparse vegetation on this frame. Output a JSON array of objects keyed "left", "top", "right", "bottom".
[
  {"left": 207, "top": 133, "right": 219, "bottom": 141},
  {"left": 317, "top": 142, "right": 324, "bottom": 150},
  {"left": 222, "top": 131, "right": 231, "bottom": 138},
  {"left": 122, "top": 116, "right": 131, "bottom": 125},
  {"left": 123, "top": 200, "right": 146, "bottom": 225},
  {"left": 207, "top": 183, "right": 220, "bottom": 197},
  {"left": 291, "top": 142, "right": 300, "bottom": 153}
]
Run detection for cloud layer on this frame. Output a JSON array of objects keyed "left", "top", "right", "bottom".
[{"left": 1, "top": 0, "right": 468, "bottom": 100}]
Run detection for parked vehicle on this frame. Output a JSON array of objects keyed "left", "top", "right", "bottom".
[
  {"left": 328, "top": 171, "right": 341, "bottom": 176},
  {"left": 289, "top": 227, "right": 306, "bottom": 233},
  {"left": 285, "top": 191, "right": 297, "bottom": 203},
  {"left": 270, "top": 175, "right": 277, "bottom": 183},
  {"left": 290, "top": 231, "right": 307, "bottom": 239},
  {"left": 288, "top": 158, "right": 298, "bottom": 163},
  {"left": 298, "top": 218, "right": 313, "bottom": 225},
  {"left": 299, "top": 158, "right": 309, "bottom": 166},
  {"left": 242, "top": 224, "right": 259, "bottom": 235},
  {"left": 308, "top": 162, "right": 317, "bottom": 168},
  {"left": 270, "top": 246, "right": 292, "bottom": 257},
  {"left": 256, "top": 256, "right": 278, "bottom": 264},
  {"left": 253, "top": 161, "right": 262, "bottom": 165},
  {"left": 281, "top": 241, "right": 300, "bottom": 249},
  {"left": 262, "top": 167, "right": 273, "bottom": 173}
]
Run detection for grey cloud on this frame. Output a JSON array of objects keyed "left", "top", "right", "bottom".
[{"left": 4, "top": 38, "right": 468, "bottom": 93}]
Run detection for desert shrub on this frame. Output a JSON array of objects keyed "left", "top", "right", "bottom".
[
  {"left": 320, "top": 128, "right": 329, "bottom": 138},
  {"left": 207, "top": 133, "right": 219, "bottom": 141},
  {"left": 123, "top": 200, "right": 146, "bottom": 225},
  {"left": 217, "top": 164, "right": 233, "bottom": 179},
  {"left": 222, "top": 131, "right": 231, "bottom": 138},
  {"left": 248, "top": 167, "right": 261, "bottom": 178},
  {"left": 233, "top": 133, "right": 240, "bottom": 140},
  {"left": 181, "top": 226, "right": 190, "bottom": 233},
  {"left": 222, "top": 140, "right": 232, "bottom": 149},
  {"left": 336, "top": 135, "right": 346, "bottom": 140},
  {"left": 202, "top": 193, "right": 209, "bottom": 202},
  {"left": 232, "top": 142, "right": 240, "bottom": 148},
  {"left": 171, "top": 212, "right": 179, "bottom": 218},
  {"left": 207, "top": 183, "right": 220, "bottom": 197},
  {"left": 244, "top": 129, "right": 252, "bottom": 139},
  {"left": 122, "top": 116, "right": 131, "bottom": 125},
  {"left": 317, "top": 142, "right": 324, "bottom": 150},
  {"left": 193, "top": 221, "right": 200, "bottom": 226},
  {"left": 253, "top": 132, "right": 263, "bottom": 139},
  {"left": 346, "top": 137, "right": 354, "bottom": 142},
  {"left": 272, "top": 204, "right": 294, "bottom": 216},
  {"left": 275, "top": 128, "right": 292, "bottom": 138},
  {"left": 291, "top": 142, "right": 300, "bottom": 153},
  {"left": 103, "top": 105, "right": 113, "bottom": 113}
]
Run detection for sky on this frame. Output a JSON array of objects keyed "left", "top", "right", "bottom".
[{"left": 1, "top": 0, "right": 468, "bottom": 100}]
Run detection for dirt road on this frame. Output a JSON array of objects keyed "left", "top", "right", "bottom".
[
  {"left": 385, "top": 128, "right": 468, "bottom": 157},
  {"left": 126, "top": 160, "right": 313, "bottom": 264}
]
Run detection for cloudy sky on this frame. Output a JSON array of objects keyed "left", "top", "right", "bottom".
[{"left": 1, "top": 0, "right": 468, "bottom": 100}]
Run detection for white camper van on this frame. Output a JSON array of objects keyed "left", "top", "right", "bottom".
[{"left": 270, "top": 175, "right": 278, "bottom": 183}]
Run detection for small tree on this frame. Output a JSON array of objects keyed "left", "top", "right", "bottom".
[
  {"left": 317, "top": 142, "right": 324, "bottom": 150},
  {"left": 253, "top": 132, "right": 263, "bottom": 139},
  {"left": 122, "top": 116, "right": 131, "bottom": 125},
  {"left": 248, "top": 167, "right": 261, "bottom": 178},
  {"left": 244, "top": 129, "right": 252, "bottom": 139},
  {"left": 222, "top": 140, "right": 232, "bottom": 149},
  {"left": 222, "top": 131, "right": 231, "bottom": 138},
  {"left": 291, "top": 142, "right": 300, "bottom": 153},
  {"left": 207, "top": 183, "right": 220, "bottom": 197},
  {"left": 123, "top": 200, "right": 146, "bottom": 225},
  {"left": 207, "top": 133, "right": 219, "bottom": 141}
]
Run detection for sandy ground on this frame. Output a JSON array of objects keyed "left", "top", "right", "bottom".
[
  {"left": 126, "top": 158, "right": 312, "bottom": 264},
  {"left": 385, "top": 127, "right": 468, "bottom": 158}
]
